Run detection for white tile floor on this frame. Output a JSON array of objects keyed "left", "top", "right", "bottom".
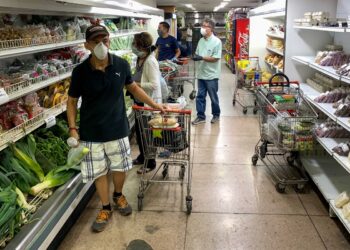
[{"left": 59, "top": 60, "right": 350, "bottom": 250}]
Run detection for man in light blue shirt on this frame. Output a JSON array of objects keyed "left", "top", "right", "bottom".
[{"left": 192, "top": 18, "right": 222, "bottom": 125}]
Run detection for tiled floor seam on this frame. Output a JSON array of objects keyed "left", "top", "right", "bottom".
[{"left": 297, "top": 192, "right": 328, "bottom": 249}]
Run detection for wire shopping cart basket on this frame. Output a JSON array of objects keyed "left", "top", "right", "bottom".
[
  {"left": 159, "top": 58, "right": 197, "bottom": 101},
  {"left": 233, "top": 56, "right": 262, "bottom": 114},
  {"left": 133, "top": 105, "right": 193, "bottom": 214},
  {"left": 251, "top": 73, "right": 318, "bottom": 193}
]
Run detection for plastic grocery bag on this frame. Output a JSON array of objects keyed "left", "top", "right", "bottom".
[
  {"left": 56, "top": 138, "right": 90, "bottom": 172},
  {"left": 160, "top": 74, "right": 169, "bottom": 102}
]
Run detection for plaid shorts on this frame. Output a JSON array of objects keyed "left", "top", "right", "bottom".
[{"left": 80, "top": 137, "right": 132, "bottom": 183}]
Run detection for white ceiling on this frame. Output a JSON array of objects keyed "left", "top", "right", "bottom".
[{"left": 156, "top": 0, "right": 260, "bottom": 12}]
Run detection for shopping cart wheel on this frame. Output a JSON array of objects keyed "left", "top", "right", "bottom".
[
  {"left": 189, "top": 91, "right": 196, "bottom": 100},
  {"left": 137, "top": 194, "right": 144, "bottom": 211},
  {"left": 232, "top": 99, "right": 236, "bottom": 106},
  {"left": 252, "top": 155, "right": 258, "bottom": 166},
  {"left": 295, "top": 184, "right": 307, "bottom": 193},
  {"left": 275, "top": 183, "right": 286, "bottom": 194},
  {"left": 260, "top": 142, "right": 268, "bottom": 159},
  {"left": 243, "top": 108, "right": 248, "bottom": 114},
  {"left": 253, "top": 107, "right": 258, "bottom": 115},
  {"left": 287, "top": 156, "right": 295, "bottom": 166},
  {"left": 186, "top": 196, "right": 192, "bottom": 215},
  {"left": 179, "top": 166, "right": 186, "bottom": 180}
]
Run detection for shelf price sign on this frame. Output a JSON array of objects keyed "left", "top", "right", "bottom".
[
  {"left": 0, "top": 88, "right": 9, "bottom": 105},
  {"left": 45, "top": 115, "right": 56, "bottom": 129}
]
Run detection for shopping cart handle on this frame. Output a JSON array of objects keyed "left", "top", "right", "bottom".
[
  {"left": 256, "top": 81, "right": 300, "bottom": 86},
  {"left": 132, "top": 105, "right": 192, "bottom": 115}
]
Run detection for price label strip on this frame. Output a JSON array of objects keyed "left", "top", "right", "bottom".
[
  {"left": 0, "top": 88, "right": 9, "bottom": 105},
  {"left": 45, "top": 115, "right": 56, "bottom": 129}
]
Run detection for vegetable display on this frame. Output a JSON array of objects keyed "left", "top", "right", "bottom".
[
  {"left": 0, "top": 126, "right": 89, "bottom": 245},
  {"left": 110, "top": 35, "right": 134, "bottom": 51}
]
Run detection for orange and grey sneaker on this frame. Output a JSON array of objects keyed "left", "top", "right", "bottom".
[
  {"left": 113, "top": 195, "right": 132, "bottom": 216},
  {"left": 91, "top": 209, "right": 112, "bottom": 232}
]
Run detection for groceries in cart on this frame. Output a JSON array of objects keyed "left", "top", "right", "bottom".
[
  {"left": 255, "top": 73, "right": 318, "bottom": 152},
  {"left": 233, "top": 56, "right": 262, "bottom": 114}
]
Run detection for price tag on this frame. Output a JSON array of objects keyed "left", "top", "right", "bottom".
[
  {"left": 45, "top": 115, "right": 56, "bottom": 129},
  {"left": 0, "top": 88, "right": 9, "bottom": 105}
]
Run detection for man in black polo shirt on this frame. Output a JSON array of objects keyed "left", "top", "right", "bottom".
[{"left": 67, "top": 25, "right": 164, "bottom": 233}]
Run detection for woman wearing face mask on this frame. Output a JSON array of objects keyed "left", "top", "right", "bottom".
[{"left": 130, "top": 32, "right": 162, "bottom": 174}]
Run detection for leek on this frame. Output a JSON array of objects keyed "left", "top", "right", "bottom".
[
  {"left": 30, "top": 169, "right": 75, "bottom": 195},
  {"left": 15, "top": 188, "right": 36, "bottom": 213},
  {"left": 10, "top": 142, "right": 44, "bottom": 182}
]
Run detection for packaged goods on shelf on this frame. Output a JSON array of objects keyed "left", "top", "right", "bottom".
[
  {"left": 267, "top": 24, "right": 285, "bottom": 37},
  {"left": 335, "top": 192, "right": 350, "bottom": 208},
  {"left": 314, "top": 88, "right": 350, "bottom": 103},
  {"left": 332, "top": 142, "right": 350, "bottom": 157},
  {"left": 315, "top": 120, "right": 350, "bottom": 138},
  {"left": 343, "top": 202, "right": 350, "bottom": 219},
  {"left": 267, "top": 38, "right": 284, "bottom": 52},
  {"left": 0, "top": 93, "right": 44, "bottom": 133},
  {"left": 294, "top": 11, "right": 330, "bottom": 27},
  {"left": 37, "top": 79, "right": 70, "bottom": 108},
  {"left": 306, "top": 72, "right": 341, "bottom": 93}
]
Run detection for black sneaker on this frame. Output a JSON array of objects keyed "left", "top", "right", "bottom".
[
  {"left": 211, "top": 116, "right": 220, "bottom": 124},
  {"left": 192, "top": 117, "right": 206, "bottom": 125}
]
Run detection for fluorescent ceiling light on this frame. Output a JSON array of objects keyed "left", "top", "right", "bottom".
[
  {"left": 223, "top": 0, "right": 231, "bottom": 1},
  {"left": 185, "top": 4, "right": 193, "bottom": 8}
]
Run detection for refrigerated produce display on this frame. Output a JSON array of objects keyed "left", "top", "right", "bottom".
[{"left": 0, "top": 1, "right": 161, "bottom": 248}]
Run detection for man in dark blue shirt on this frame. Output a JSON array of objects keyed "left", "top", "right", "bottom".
[{"left": 156, "top": 22, "right": 180, "bottom": 61}]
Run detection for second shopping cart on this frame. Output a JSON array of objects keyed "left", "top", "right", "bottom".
[
  {"left": 159, "top": 58, "right": 197, "bottom": 101},
  {"left": 233, "top": 56, "right": 262, "bottom": 114},
  {"left": 252, "top": 73, "right": 318, "bottom": 193}
]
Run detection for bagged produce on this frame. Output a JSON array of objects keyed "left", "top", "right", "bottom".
[
  {"left": 342, "top": 202, "right": 350, "bottom": 218},
  {"left": 335, "top": 191, "right": 350, "bottom": 208}
]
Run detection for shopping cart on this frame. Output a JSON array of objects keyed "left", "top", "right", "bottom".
[
  {"left": 159, "top": 58, "right": 197, "bottom": 101},
  {"left": 133, "top": 105, "right": 193, "bottom": 214},
  {"left": 233, "top": 56, "right": 262, "bottom": 114},
  {"left": 251, "top": 73, "right": 318, "bottom": 193}
]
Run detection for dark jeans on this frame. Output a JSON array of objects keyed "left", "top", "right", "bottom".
[
  {"left": 186, "top": 41, "right": 192, "bottom": 56},
  {"left": 196, "top": 79, "right": 221, "bottom": 119}
]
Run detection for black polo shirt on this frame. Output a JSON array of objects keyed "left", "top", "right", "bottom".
[{"left": 68, "top": 54, "right": 133, "bottom": 142}]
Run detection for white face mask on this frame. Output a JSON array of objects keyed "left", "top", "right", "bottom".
[
  {"left": 200, "top": 27, "right": 207, "bottom": 36},
  {"left": 93, "top": 42, "right": 108, "bottom": 60}
]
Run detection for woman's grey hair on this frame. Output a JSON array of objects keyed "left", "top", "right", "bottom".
[{"left": 202, "top": 18, "right": 215, "bottom": 30}]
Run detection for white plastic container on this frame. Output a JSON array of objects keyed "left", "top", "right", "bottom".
[{"left": 335, "top": 191, "right": 350, "bottom": 208}]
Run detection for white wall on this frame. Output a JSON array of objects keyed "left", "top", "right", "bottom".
[
  {"left": 336, "top": 0, "right": 350, "bottom": 19},
  {"left": 147, "top": 15, "right": 164, "bottom": 44},
  {"left": 136, "top": 0, "right": 157, "bottom": 8}
]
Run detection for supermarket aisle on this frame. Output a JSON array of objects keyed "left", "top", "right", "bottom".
[{"left": 59, "top": 60, "right": 350, "bottom": 250}]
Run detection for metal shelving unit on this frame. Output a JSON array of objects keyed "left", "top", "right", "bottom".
[
  {"left": 294, "top": 25, "right": 346, "bottom": 32},
  {"left": 274, "top": 0, "right": 350, "bottom": 235},
  {"left": 266, "top": 46, "right": 284, "bottom": 56}
]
